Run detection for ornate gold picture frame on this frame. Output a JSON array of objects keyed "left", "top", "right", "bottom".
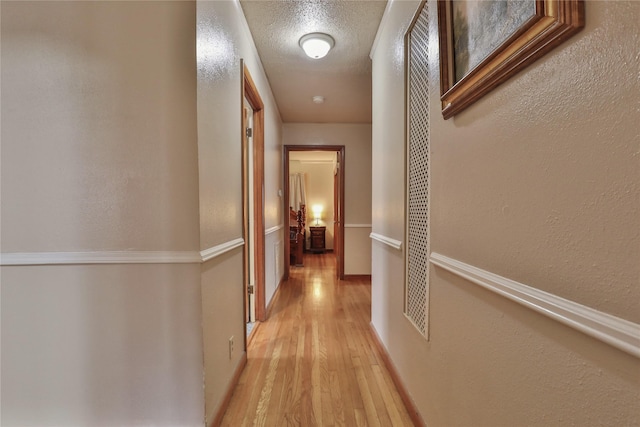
[{"left": 438, "top": 0, "right": 585, "bottom": 119}]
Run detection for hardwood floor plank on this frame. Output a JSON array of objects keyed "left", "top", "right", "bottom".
[
  {"left": 254, "top": 340, "right": 283, "bottom": 426},
  {"left": 311, "top": 319, "right": 323, "bottom": 426},
  {"left": 352, "top": 355, "right": 382, "bottom": 427},
  {"left": 219, "top": 253, "right": 415, "bottom": 426},
  {"left": 264, "top": 325, "right": 291, "bottom": 425},
  {"left": 372, "top": 364, "right": 412, "bottom": 426}
]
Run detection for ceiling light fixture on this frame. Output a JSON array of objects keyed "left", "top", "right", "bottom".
[
  {"left": 299, "top": 33, "right": 335, "bottom": 59},
  {"left": 312, "top": 96, "right": 325, "bottom": 104}
]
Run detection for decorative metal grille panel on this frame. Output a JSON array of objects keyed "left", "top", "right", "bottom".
[{"left": 406, "top": 3, "right": 430, "bottom": 338}]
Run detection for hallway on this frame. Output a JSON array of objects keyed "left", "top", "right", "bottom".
[{"left": 221, "top": 253, "right": 415, "bottom": 426}]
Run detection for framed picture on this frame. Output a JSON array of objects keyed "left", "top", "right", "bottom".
[{"left": 438, "top": 0, "right": 584, "bottom": 119}]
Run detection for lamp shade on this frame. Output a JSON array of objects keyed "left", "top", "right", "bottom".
[
  {"left": 299, "top": 33, "right": 335, "bottom": 59},
  {"left": 312, "top": 204, "right": 323, "bottom": 225}
]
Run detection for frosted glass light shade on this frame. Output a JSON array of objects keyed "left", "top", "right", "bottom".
[{"left": 299, "top": 33, "right": 335, "bottom": 59}]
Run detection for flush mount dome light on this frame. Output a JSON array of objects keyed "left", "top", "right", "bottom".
[{"left": 299, "top": 33, "right": 335, "bottom": 59}]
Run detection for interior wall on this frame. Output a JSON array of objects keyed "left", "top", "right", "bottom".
[
  {"left": 290, "top": 160, "right": 336, "bottom": 249},
  {"left": 196, "top": 1, "right": 283, "bottom": 424},
  {"left": 283, "top": 124, "right": 373, "bottom": 275},
  {"left": 371, "top": 0, "right": 640, "bottom": 426},
  {"left": 1, "top": 265, "right": 204, "bottom": 426},
  {"left": 1, "top": 1, "right": 200, "bottom": 252},
  {"left": 1, "top": 1, "right": 204, "bottom": 425}
]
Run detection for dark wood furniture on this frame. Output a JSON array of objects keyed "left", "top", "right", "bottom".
[
  {"left": 309, "top": 226, "right": 326, "bottom": 253},
  {"left": 289, "top": 205, "right": 305, "bottom": 266}
]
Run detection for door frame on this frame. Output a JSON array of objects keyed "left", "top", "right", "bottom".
[
  {"left": 283, "top": 145, "right": 345, "bottom": 280},
  {"left": 241, "top": 62, "right": 266, "bottom": 332}
]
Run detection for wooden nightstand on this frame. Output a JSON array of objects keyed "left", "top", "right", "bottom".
[{"left": 309, "top": 226, "right": 326, "bottom": 253}]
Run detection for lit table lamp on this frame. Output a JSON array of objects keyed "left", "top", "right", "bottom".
[{"left": 312, "top": 204, "right": 323, "bottom": 226}]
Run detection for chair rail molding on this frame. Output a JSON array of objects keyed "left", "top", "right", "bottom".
[
  {"left": 265, "top": 224, "right": 284, "bottom": 235},
  {"left": 370, "top": 232, "right": 402, "bottom": 250},
  {"left": 429, "top": 252, "right": 640, "bottom": 358},
  {"left": 200, "top": 238, "right": 245, "bottom": 262},
  {"left": 345, "top": 224, "right": 373, "bottom": 228},
  {"left": 0, "top": 251, "right": 201, "bottom": 266},
  {"left": 1, "top": 238, "right": 247, "bottom": 266}
]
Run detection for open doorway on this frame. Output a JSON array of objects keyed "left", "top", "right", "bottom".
[
  {"left": 284, "top": 145, "right": 345, "bottom": 280},
  {"left": 243, "top": 97, "right": 256, "bottom": 326},
  {"left": 242, "top": 62, "right": 266, "bottom": 347}
]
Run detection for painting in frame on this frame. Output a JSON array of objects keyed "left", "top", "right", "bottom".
[{"left": 438, "top": 0, "right": 585, "bottom": 119}]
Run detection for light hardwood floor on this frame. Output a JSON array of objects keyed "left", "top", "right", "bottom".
[{"left": 220, "top": 253, "right": 415, "bottom": 426}]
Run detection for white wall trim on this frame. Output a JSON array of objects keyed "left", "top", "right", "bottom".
[
  {"left": 345, "top": 224, "right": 372, "bottom": 228},
  {"left": 200, "top": 238, "right": 245, "bottom": 262},
  {"left": 429, "top": 252, "right": 640, "bottom": 359},
  {"left": 370, "top": 232, "right": 402, "bottom": 250},
  {"left": 265, "top": 224, "right": 284, "bottom": 235},
  {"left": 1, "top": 238, "right": 247, "bottom": 266},
  {"left": 0, "top": 251, "right": 201, "bottom": 266},
  {"left": 236, "top": 0, "right": 275, "bottom": 107},
  {"left": 370, "top": 0, "right": 394, "bottom": 59}
]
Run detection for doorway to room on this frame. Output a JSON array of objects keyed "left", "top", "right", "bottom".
[
  {"left": 283, "top": 145, "right": 345, "bottom": 280},
  {"left": 242, "top": 62, "right": 266, "bottom": 345}
]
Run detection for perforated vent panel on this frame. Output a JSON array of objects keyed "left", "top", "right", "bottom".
[{"left": 406, "top": 3, "right": 430, "bottom": 338}]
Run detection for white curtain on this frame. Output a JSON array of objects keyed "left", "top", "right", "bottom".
[{"left": 289, "top": 173, "right": 307, "bottom": 211}]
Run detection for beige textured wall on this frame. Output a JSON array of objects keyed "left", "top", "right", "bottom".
[
  {"left": 197, "top": 2, "right": 282, "bottom": 252},
  {"left": 344, "top": 227, "right": 373, "bottom": 275},
  {"left": 290, "top": 160, "right": 336, "bottom": 249},
  {"left": 1, "top": 1, "right": 204, "bottom": 425},
  {"left": 1, "top": 265, "right": 204, "bottom": 426},
  {"left": 283, "top": 123, "right": 373, "bottom": 274},
  {"left": 1, "top": 1, "right": 200, "bottom": 252},
  {"left": 196, "top": 1, "right": 283, "bottom": 423},
  {"left": 372, "top": 0, "right": 640, "bottom": 426},
  {"left": 430, "top": 5, "right": 640, "bottom": 323}
]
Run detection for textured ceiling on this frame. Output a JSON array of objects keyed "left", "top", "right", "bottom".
[{"left": 240, "top": 0, "right": 387, "bottom": 124}]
